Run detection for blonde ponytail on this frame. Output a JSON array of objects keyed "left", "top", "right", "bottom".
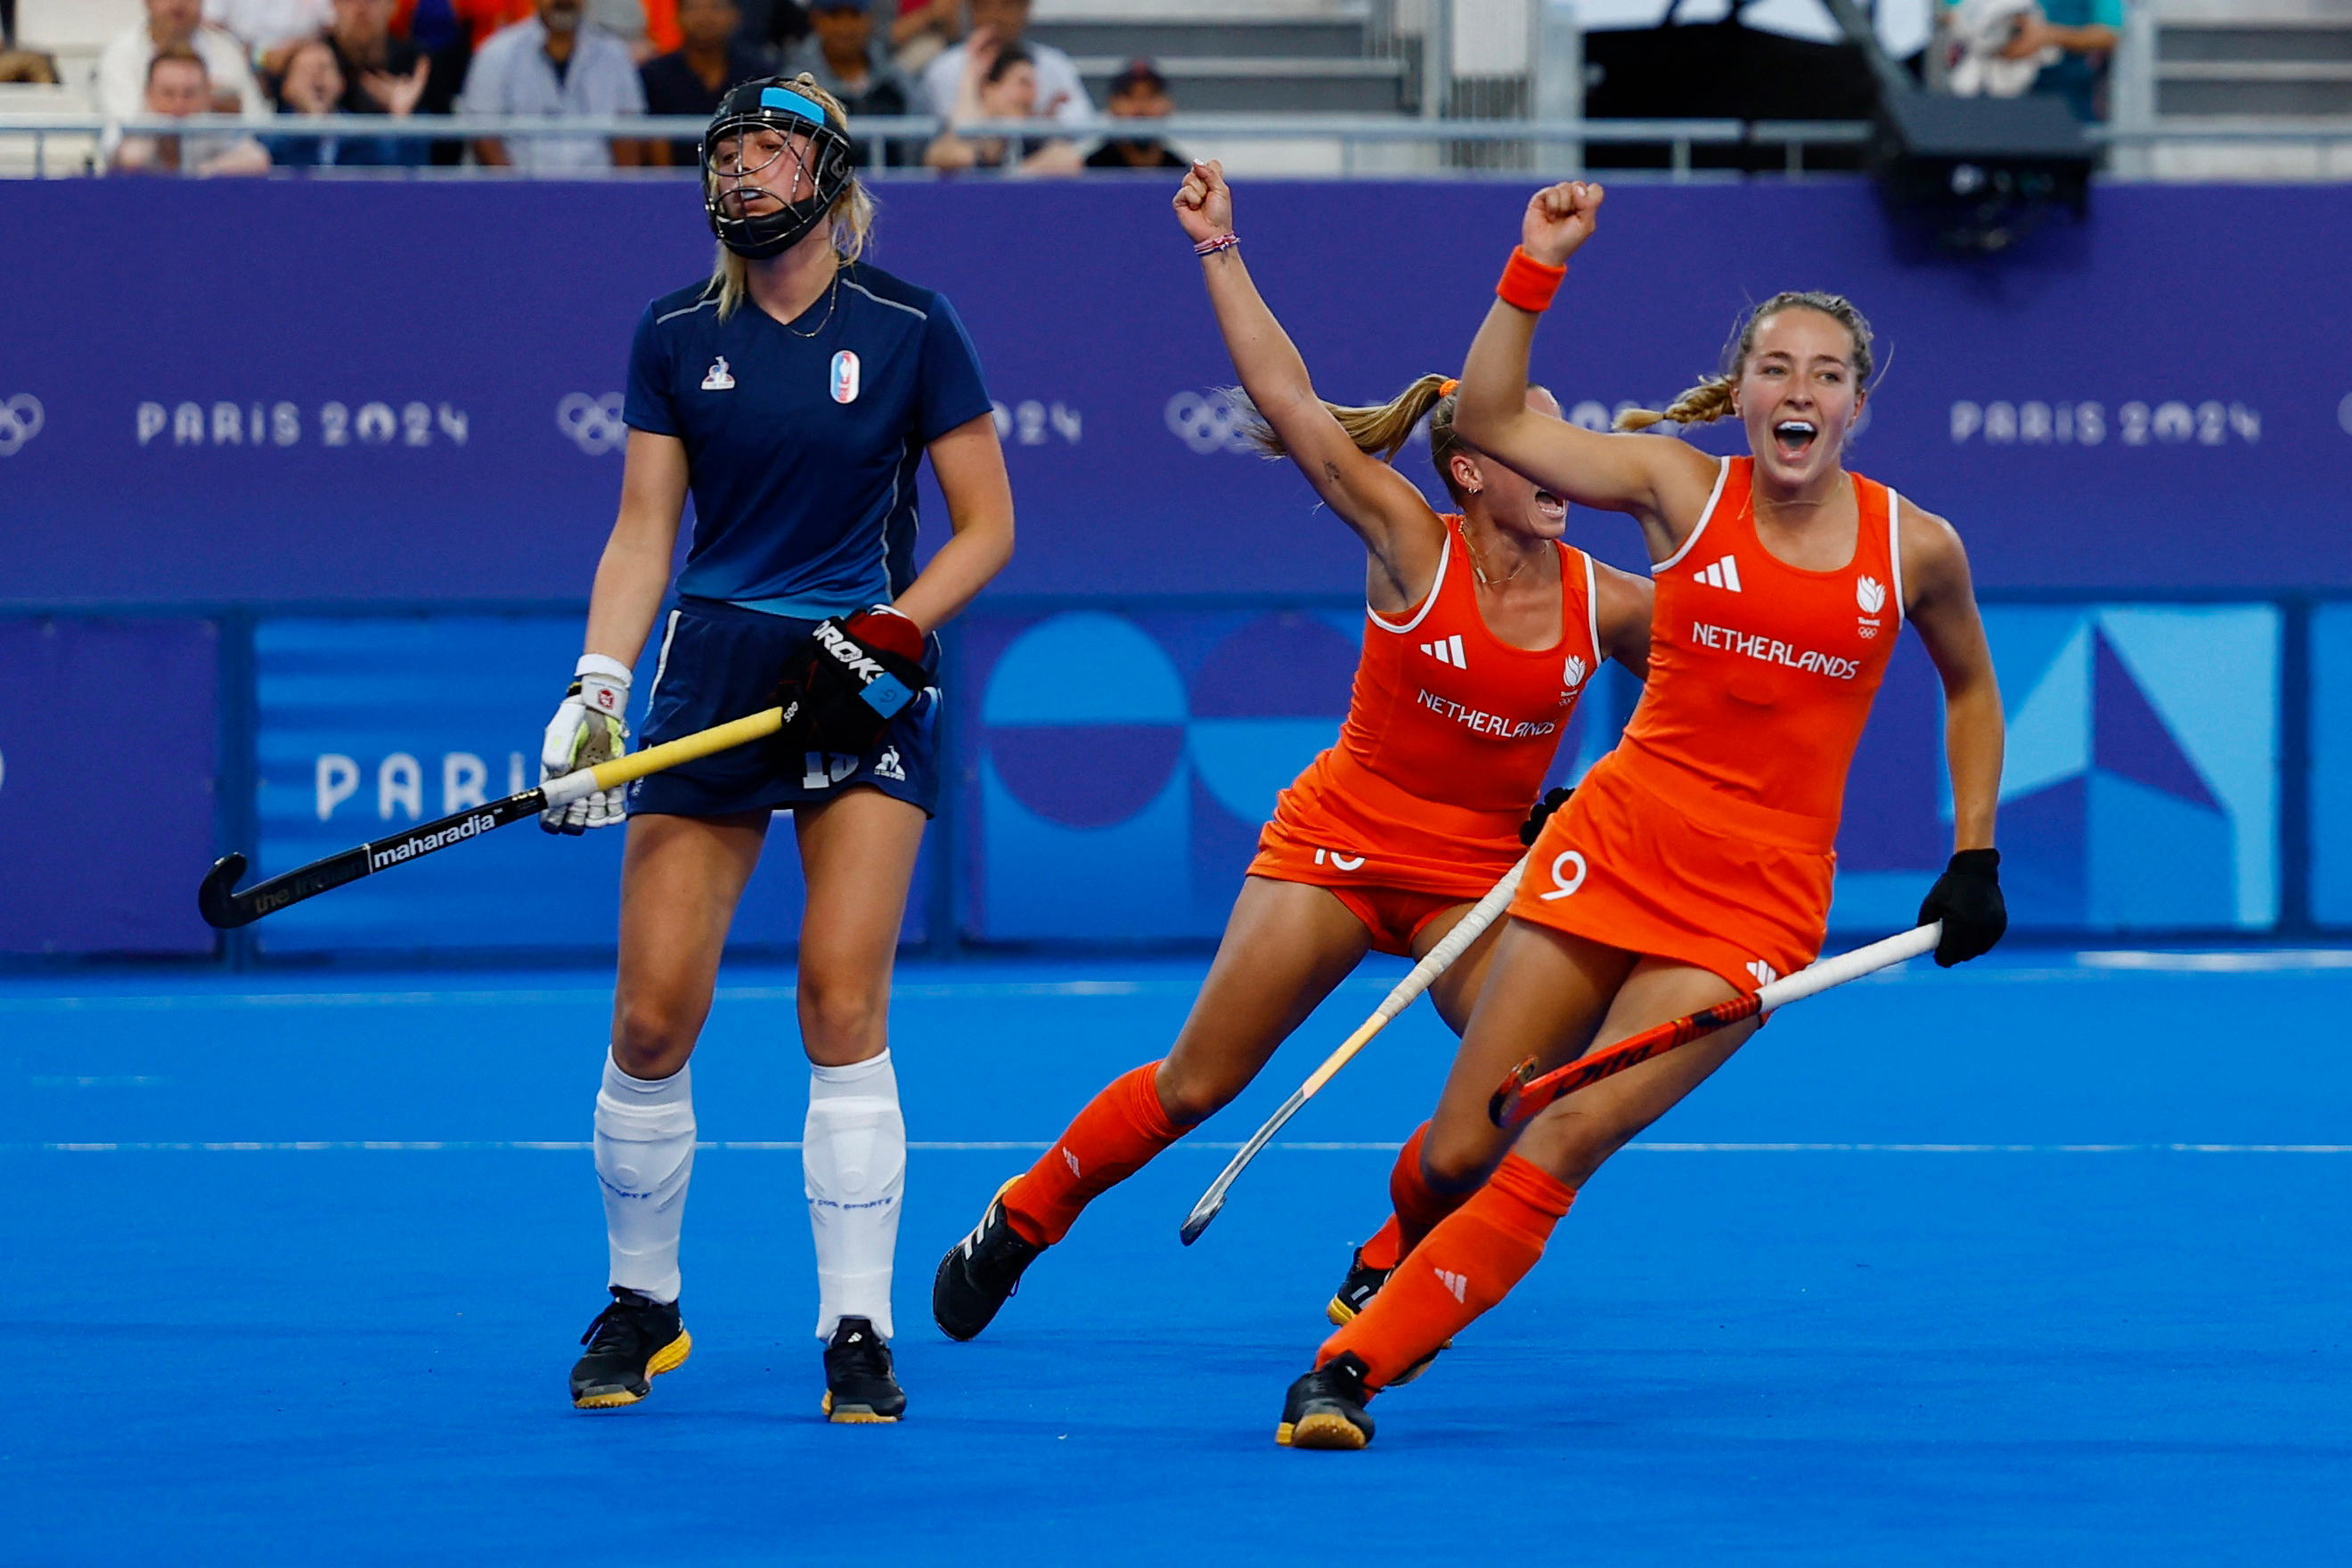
[
  {"left": 1616, "top": 376, "right": 1736, "bottom": 431},
  {"left": 1239, "top": 373, "right": 1455, "bottom": 462}
]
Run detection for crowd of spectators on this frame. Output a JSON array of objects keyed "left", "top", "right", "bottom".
[{"left": 34, "top": 0, "right": 1188, "bottom": 176}]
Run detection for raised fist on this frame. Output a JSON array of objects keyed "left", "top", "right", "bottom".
[
  {"left": 1522, "top": 180, "right": 1605, "bottom": 267},
  {"left": 1175, "top": 159, "right": 1234, "bottom": 246}
]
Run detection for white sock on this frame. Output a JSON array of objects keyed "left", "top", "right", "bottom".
[
  {"left": 804, "top": 1050, "right": 905, "bottom": 1341},
  {"left": 593, "top": 1055, "right": 695, "bottom": 1305}
]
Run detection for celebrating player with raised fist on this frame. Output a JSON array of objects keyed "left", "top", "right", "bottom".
[
  {"left": 930, "top": 161, "right": 1652, "bottom": 1344},
  {"left": 1273, "top": 182, "right": 2008, "bottom": 1450},
  {"left": 551, "top": 75, "right": 1013, "bottom": 1424}
]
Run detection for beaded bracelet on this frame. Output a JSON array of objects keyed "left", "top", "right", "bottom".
[{"left": 1194, "top": 233, "right": 1242, "bottom": 257}]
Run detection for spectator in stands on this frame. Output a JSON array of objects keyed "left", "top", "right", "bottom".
[
  {"left": 890, "top": 0, "right": 957, "bottom": 76},
  {"left": 98, "top": 0, "right": 269, "bottom": 120},
  {"left": 640, "top": 0, "right": 768, "bottom": 164},
  {"left": 787, "top": 0, "right": 911, "bottom": 154},
  {"left": 1083, "top": 58, "right": 1183, "bottom": 171},
  {"left": 327, "top": 0, "right": 431, "bottom": 123},
  {"left": 111, "top": 47, "right": 271, "bottom": 173},
  {"left": 461, "top": 0, "right": 647, "bottom": 170},
  {"left": 922, "top": 37, "right": 1079, "bottom": 176},
  {"left": 204, "top": 0, "right": 333, "bottom": 77},
  {"left": 270, "top": 31, "right": 420, "bottom": 162},
  {"left": 921, "top": 0, "right": 1084, "bottom": 125},
  {"left": 731, "top": 0, "right": 809, "bottom": 59},
  {"left": 1940, "top": 0, "right": 2121, "bottom": 120},
  {"left": 2005, "top": 0, "right": 2121, "bottom": 121},
  {"left": 396, "top": 0, "right": 531, "bottom": 51}
]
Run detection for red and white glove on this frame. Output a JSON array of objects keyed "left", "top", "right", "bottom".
[{"left": 541, "top": 652, "right": 632, "bottom": 834}]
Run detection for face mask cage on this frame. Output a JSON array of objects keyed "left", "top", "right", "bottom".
[{"left": 699, "top": 84, "right": 853, "bottom": 260}]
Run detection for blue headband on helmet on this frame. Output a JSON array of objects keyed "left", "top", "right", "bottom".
[{"left": 757, "top": 86, "right": 830, "bottom": 125}]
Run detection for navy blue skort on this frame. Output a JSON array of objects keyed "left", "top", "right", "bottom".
[{"left": 627, "top": 596, "right": 942, "bottom": 820}]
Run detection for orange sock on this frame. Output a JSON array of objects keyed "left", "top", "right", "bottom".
[
  {"left": 1000, "top": 1062, "right": 1184, "bottom": 1246},
  {"left": 1387, "top": 1122, "right": 1471, "bottom": 1258},
  {"left": 1318, "top": 1154, "right": 1576, "bottom": 1389},
  {"left": 1355, "top": 1214, "right": 1405, "bottom": 1272}
]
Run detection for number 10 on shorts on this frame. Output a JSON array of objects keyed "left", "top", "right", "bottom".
[{"left": 803, "top": 752, "right": 861, "bottom": 790}]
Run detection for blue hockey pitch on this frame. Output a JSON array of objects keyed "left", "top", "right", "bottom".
[{"left": 8, "top": 951, "right": 2349, "bottom": 1564}]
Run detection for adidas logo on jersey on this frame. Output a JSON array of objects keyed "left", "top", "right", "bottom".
[
  {"left": 1695, "top": 555, "right": 1743, "bottom": 592},
  {"left": 1419, "top": 633, "right": 1468, "bottom": 668},
  {"left": 1747, "top": 959, "right": 1779, "bottom": 986},
  {"left": 1434, "top": 1267, "right": 1468, "bottom": 1303}
]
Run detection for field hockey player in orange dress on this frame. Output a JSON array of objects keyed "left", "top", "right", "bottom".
[
  {"left": 1274, "top": 179, "right": 2011, "bottom": 1450},
  {"left": 931, "top": 161, "right": 1652, "bottom": 1342}
]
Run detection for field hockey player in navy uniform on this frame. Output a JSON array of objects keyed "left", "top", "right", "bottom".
[{"left": 546, "top": 75, "right": 1013, "bottom": 1422}]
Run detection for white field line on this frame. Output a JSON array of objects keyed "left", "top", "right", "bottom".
[{"left": 9, "top": 950, "right": 2352, "bottom": 1014}]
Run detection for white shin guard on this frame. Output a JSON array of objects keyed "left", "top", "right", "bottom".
[
  {"left": 804, "top": 1051, "right": 906, "bottom": 1341},
  {"left": 593, "top": 1056, "right": 695, "bottom": 1305}
]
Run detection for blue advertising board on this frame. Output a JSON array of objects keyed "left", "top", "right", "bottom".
[
  {"left": 0, "top": 617, "right": 218, "bottom": 954},
  {"left": 3, "top": 180, "right": 2349, "bottom": 607},
  {"left": 250, "top": 616, "right": 929, "bottom": 955},
  {"left": 956, "top": 599, "right": 2280, "bottom": 945},
  {"left": 1830, "top": 604, "right": 2280, "bottom": 934}
]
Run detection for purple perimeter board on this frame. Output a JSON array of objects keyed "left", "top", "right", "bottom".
[{"left": 2, "top": 179, "right": 2348, "bottom": 604}]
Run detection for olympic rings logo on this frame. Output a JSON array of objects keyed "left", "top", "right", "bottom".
[
  {"left": 1164, "top": 389, "right": 1256, "bottom": 455},
  {"left": 557, "top": 392, "right": 627, "bottom": 456},
  {"left": 0, "top": 394, "right": 45, "bottom": 457}
]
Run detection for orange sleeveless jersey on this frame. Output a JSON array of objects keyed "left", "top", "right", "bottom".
[
  {"left": 1512, "top": 457, "right": 1906, "bottom": 989},
  {"left": 1252, "top": 518, "right": 1604, "bottom": 952}
]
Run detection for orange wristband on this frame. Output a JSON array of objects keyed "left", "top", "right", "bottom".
[{"left": 1496, "top": 247, "right": 1568, "bottom": 314}]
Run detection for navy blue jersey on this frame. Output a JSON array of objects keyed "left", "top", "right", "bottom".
[{"left": 623, "top": 261, "right": 993, "bottom": 616}]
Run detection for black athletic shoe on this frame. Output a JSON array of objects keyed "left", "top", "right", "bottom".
[
  {"left": 1325, "top": 1249, "right": 1441, "bottom": 1385},
  {"left": 1276, "top": 1352, "right": 1376, "bottom": 1450},
  {"left": 821, "top": 1317, "right": 906, "bottom": 1423},
  {"left": 569, "top": 1286, "right": 691, "bottom": 1409},
  {"left": 931, "top": 1179, "right": 1044, "bottom": 1342},
  {"left": 1327, "top": 1246, "right": 1390, "bottom": 1327}
]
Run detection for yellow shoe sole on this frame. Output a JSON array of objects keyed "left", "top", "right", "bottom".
[
  {"left": 572, "top": 1328, "right": 692, "bottom": 1409},
  {"left": 1276, "top": 1412, "right": 1370, "bottom": 1450},
  {"left": 1325, "top": 1295, "right": 1356, "bottom": 1328},
  {"left": 821, "top": 1391, "right": 900, "bottom": 1424}
]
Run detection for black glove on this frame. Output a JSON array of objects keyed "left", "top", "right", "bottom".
[
  {"left": 1917, "top": 848, "right": 2005, "bottom": 968},
  {"left": 771, "top": 607, "right": 928, "bottom": 761},
  {"left": 1520, "top": 786, "right": 1573, "bottom": 846}
]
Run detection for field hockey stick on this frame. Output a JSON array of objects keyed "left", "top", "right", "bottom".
[
  {"left": 1178, "top": 856, "right": 1529, "bottom": 1246},
  {"left": 196, "top": 706, "right": 787, "bottom": 928},
  {"left": 1487, "top": 921, "right": 1940, "bottom": 1130}
]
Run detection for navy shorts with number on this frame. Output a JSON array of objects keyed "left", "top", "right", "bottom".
[{"left": 628, "top": 596, "right": 942, "bottom": 820}]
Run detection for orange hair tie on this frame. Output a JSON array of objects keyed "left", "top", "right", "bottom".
[
  {"left": 1438, "top": 379, "right": 1460, "bottom": 397},
  {"left": 1496, "top": 246, "right": 1568, "bottom": 314}
]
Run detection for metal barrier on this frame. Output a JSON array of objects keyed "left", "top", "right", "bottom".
[
  {"left": 0, "top": 111, "right": 1882, "bottom": 181},
  {"left": 7, "top": 110, "right": 2352, "bottom": 181}
]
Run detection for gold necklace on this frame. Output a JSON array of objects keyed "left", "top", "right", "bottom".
[
  {"left": 784, "top": 270, "right": 841, "bottom": 339},
  {"left": 1463, "top": 521, "right": 1535, "bottom": 587}
]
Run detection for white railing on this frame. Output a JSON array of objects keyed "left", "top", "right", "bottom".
[
  {"left": 5, "top": 111, "right": 2352, "bottom": 180},
  {"left": 0, "top": 111, "right": 1874, "bottom": 180}
]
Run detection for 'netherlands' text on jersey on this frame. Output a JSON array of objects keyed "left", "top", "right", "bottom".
[
  {"left": 622, "top": 261, "right": 993, "bottom": 617},
  {"left": 1252, "top": 519, "right": 1603, "bottom": 903}
]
